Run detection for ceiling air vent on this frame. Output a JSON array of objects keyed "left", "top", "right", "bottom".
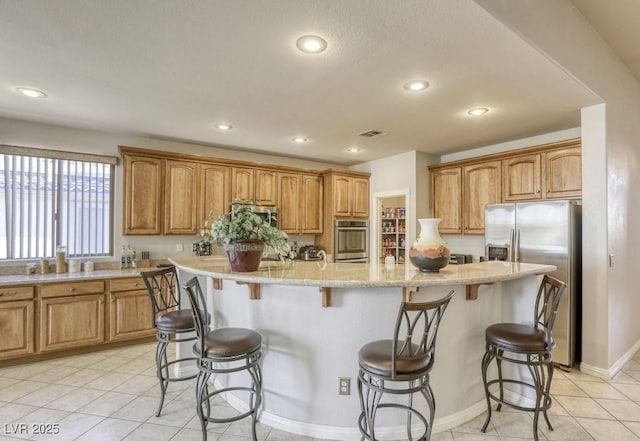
[{"left": 359, "top": 129, "right": 387, "bottom": 138}]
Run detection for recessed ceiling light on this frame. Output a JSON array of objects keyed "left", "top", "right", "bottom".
[
  {"left": 296, "top": 35, "right": 328, "bottom": 54},
  {"left": 215, "top": 123, "right": 232, "bottom": 130},
  {"left": 291, "top": 137, "right": 308, "bottom": 143},
  {"left": 467, "top": 107, "right": 489, "bottom": 116},
  {"left": 403, "top": 80, "right": 430, "bottom": 92},
  {"left": 16, "top": 87, "right": 47, "bottom": 98},
  {"left": 347, "top": 147, "right": 361, "bottom": 153}
]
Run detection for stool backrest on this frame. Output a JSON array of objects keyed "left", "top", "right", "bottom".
[
  {"left": 535, "top": 275, "right": 567, "bottom": 340},
  {"left": 184, "top": 277, "right": 210, "bottom": 358},
  {"left": 141, "top": 266, "right": 181, "bottom": 326},
  {"left": 391, "top": 290, "right": 455, "bottom": 380}
]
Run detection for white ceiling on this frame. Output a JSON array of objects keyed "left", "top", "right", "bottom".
[{"left": 0, "top": 1, "right": 617, "bottom": 165}]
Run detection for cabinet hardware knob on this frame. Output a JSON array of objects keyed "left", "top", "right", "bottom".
[
  {"left": 536, "top": 189, "right": 540, "bottom": 193},
  {"left": 547, "top": 189, "right": 550, "bottom": 193},
  {"left": 134, "top": 283, "right": 139, "bottom": 286},
  {"left": 69, "top": 287, "right": 75, "bottom": 292}
]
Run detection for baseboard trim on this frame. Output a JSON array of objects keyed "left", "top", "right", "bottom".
[
  {"left": 213, "top": 378, "right": 491, "bottom": 440},
  {"left": 580, "top": 338, "right": 640, "bottom": 380}
]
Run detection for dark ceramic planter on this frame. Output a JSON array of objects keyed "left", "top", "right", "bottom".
[{"left": 224, "top": 240, "right": 264, "bottom": 272}]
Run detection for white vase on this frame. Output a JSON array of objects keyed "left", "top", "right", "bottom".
[{"left": 409, "top": 218, "right": 450, "bottom": 272}]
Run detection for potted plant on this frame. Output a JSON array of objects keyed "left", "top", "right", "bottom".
[{"left": 201, "top": 201, "right": 294, "bottom": 272}]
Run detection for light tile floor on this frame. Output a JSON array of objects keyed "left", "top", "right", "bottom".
[{"left": 0, "top": 342, "right": 639, "bottom": 440}]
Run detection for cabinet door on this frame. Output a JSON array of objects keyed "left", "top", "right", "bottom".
[
  {"left": 164, "top": 160, "right": 200, "bottom": 235},
  {"left": 124, "top": 155, "right": 163, "bottom": 235},
  {"left": 277, "top": 173, "right": 301, "bottom": 233},
  {"left": 352, "top": 178, "right": 369, "bottom": 218},
  {"left": 231, "top": 167, "right": 255, "bottom": 201},
  {"left": 544, "top": 147, "right": 582, "bottom": 199},
  {"left": 0, "top": 301, "right": 34, "bottom": 359},
  {"left": 502, "top": 154, "right": 542, "bottom": 201},
  {"left": 255, "top": 170, "right": 277, "bottom": 205},
  {"left": 301, "top": 174, "right": 323, "bottom": 233},
  {"left": 431, "top": 168, "right": 462, "bottom": 234},
  {"left": 332, "top": 176, "right": 352, "bottom": 216},
  {"left": 40, "top": 294, "right": 105, "bottom": 352},
  {"left": 108, "top": 289, "right": 155, "bottom": 342},
  {"left": 201, "top": 164, "right": 231, "bottom": 222},
  {"left": 463, "top": 162, "right": 501, "bottom": 235}
]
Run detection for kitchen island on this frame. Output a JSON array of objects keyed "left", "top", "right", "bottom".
[{"left": 170, "top": 257, "right": 555, "bottom": 440}]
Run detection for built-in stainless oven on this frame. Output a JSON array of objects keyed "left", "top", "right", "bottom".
[{"left": 334, "top": 220, "right": 369, "bottom": 262}]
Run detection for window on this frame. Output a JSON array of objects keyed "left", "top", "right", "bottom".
[{"left": 0, "top": 145, "right": 117, "bottom": 260}]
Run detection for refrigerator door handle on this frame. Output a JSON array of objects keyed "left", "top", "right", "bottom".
[{"left": 513, "top": 228, "right": 520, "bottom": 262}]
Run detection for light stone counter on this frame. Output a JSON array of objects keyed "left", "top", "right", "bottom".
[
  {"left": 171, "top": 256, "right": 556, "bottom": 440},
  {"left": 169, "top": 256, "right": 555, "bottom": 303},
  {"left": 0, "top": 268, "right": 149, "bottom": 286}
]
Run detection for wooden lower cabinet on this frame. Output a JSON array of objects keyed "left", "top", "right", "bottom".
[
  {"left": 0, "top": 286, "right": 35, "bottom": 360},
  {"left": 108, "top": 278, "right": 155, "bottom": 342},
  {"left": 39, "top": 294, "right": 105, "bottom": 352}
]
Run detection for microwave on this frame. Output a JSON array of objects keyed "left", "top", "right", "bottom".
[{"left": 230, "top": 204, "right": 278, "bottom": 228}]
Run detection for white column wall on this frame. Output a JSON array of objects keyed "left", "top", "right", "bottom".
[{"left": 477, "top": 0, "right": 640, "bottom": 372}]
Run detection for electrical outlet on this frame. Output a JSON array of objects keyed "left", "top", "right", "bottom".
[
  {"left": 339, "top": 377, "right": 351, "bottom": 395},
  {"left": 176, "top": 243, "right": 184, "bottom": 252}
]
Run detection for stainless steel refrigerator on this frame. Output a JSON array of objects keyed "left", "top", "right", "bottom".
[{"left": 484, "top": 201, "right": 581, "bottom": 369}]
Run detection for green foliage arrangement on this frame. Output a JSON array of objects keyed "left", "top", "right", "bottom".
[{"left": 201, "top": 200, "right": 294, "bottom": 262}]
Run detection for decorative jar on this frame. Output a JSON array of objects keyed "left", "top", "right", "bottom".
[{"left": 409, "top": 218, "right": 450, "bottom": 272}]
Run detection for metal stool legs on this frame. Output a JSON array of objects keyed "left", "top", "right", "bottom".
[
  {"left": 154, "top": 330, "right": 197, "bottom": 417},
  {"left": 481, "top": 345, "right": 554, "bottom": 441},
  {"left": 193, "top": 351, "right": 263, "bottom": 441}
]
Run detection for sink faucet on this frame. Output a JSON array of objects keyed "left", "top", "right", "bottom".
[{"left": 317, "top": 250, "right": 327, "bottom": 263}]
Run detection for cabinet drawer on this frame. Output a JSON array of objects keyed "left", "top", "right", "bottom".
[
  {"left": 0, "top": 286, "right": 34, "bottom": 302},
  {"left": 40, "top": 281, "right": 105, "bottom": 298},
  {"left": 110, "top": 277, "right": 146, "bottom": 292}
]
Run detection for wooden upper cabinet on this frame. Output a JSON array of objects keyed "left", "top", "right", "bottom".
[
  {"left": 352, "top": 178, "right": 369, "bottom": 218},
  {"left": 502, "top": 154, "right": 542, "bottom": 201},
  {"left": 124, "top": 155, "right": 163, "bottom": 235},
  {"left": 231, "top": 167, "right": 254, "bottom": 201},
  {"left": 301, "top": 174, "right": 323, "bottom": 233},
  {"left": 332, "top": 175, "right": 352, "bottom": 216},
  {"left": 201, "top": 164, "right": 231, "bottom": 222},
  {"left": 277, "top": 173, "right": 301, "bottom": 233},
  {"left": 463, "top": 161, "right": 501, "bottom": 235},
  {"left": 544, "top": 147, "right": 582, "bottom": 199},
  {"left": 164, "top": 160, "right": 200, "bottom": 235},
  {"left": 431, "top": 168, "right": 462, "bottom": 234},
  {"left": 255, "top": 170, "right": 277, "bottom": 205},
  {"left": 277, "top": 173, "right": 323, "bottom": 234}
]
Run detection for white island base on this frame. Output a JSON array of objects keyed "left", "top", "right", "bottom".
[{"left": 170, "top": 259, "right": 554, "bottom": 440}]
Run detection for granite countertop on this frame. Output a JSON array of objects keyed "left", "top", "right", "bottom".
[
  {"left": 169, "top": 256, "right": 556, "bottom": 288},
  {"left": 0, "top": 268, "right": 153, "bottom": 286}
]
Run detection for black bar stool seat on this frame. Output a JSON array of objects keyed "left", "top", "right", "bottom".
[
  {"left": 194, "top": 327, "right": 262, "bottom": 358},
  {"left": 485, "top": 323, "right": 549, "bottom": 352},
  {"left": 155, "top": 309, "right": 197, "bottom": 332}
]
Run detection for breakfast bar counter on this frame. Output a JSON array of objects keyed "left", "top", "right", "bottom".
[{"left": 170, "top": 257, "right": 555, "bottom": 440}]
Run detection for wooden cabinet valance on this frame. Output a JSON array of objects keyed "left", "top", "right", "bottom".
[{"left": 429, "top": 138, "right": 581, "bottom": 235}]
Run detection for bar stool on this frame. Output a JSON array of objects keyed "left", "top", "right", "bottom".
[
  {"left": 184, "top": 276, "right": 263, "bottom": 441},
  {"left": 357, "top": 290, "right": 454, "bottom": 441},
  {"left": 480, "top": 275, "right": 567, "bottom": 441},
  {"left": 141, "top": 266, "right": 199, "bottom": 417}
]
